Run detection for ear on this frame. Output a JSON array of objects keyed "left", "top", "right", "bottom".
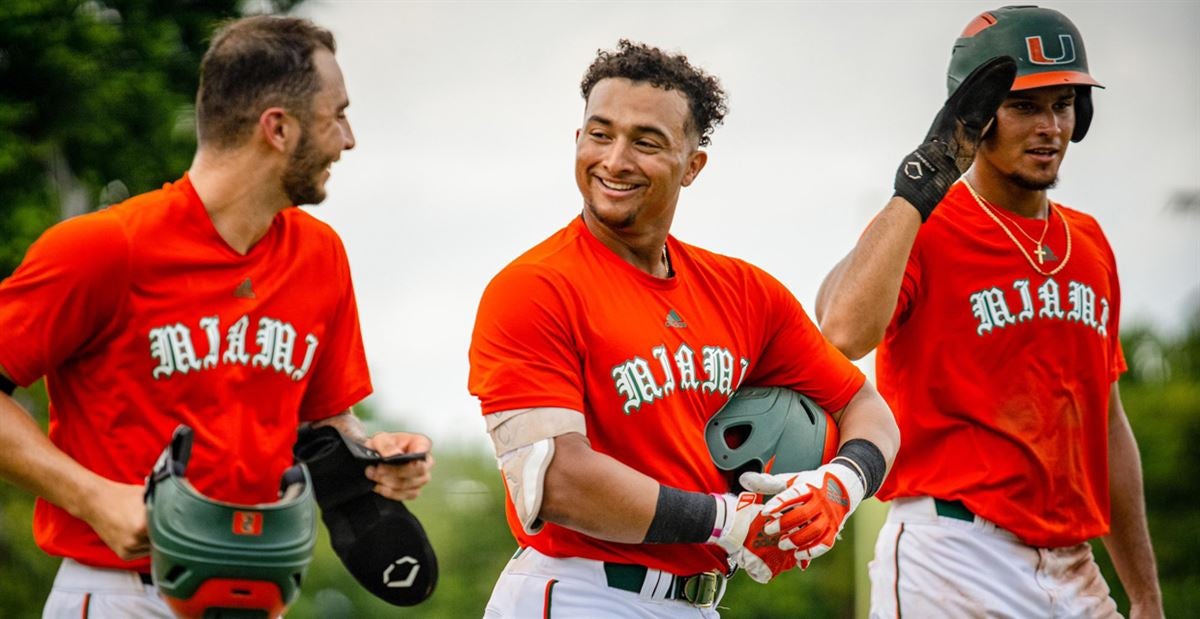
[
  {"left": 575, "top": 128, "right": 582, "bottom": 142},
  {"left": 259, "top": 107, "right": 295, "bottom": 153},
  {"left": 680, "top": 150, "right": 708, "bottom": 187}
]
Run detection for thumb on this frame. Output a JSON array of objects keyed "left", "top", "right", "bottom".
[{"left": 739, "top": 471, "right": 789, "bottom": 495}]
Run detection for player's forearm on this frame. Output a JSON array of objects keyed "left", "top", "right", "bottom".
[
  {"left": 539, "top": 432, "right": 660, "bottom": 543},
  {"left": 832, "top": 380, "right": 899, "bottom": 474},
  {"left": 0, "top": 394, "right": 111, "bottom": 521},
  {"left": 1101, "top": 394, "right": 1163, "bottom": 613},
  {"left": 816, "top": 198, "right": 920, "bottom": 360}
]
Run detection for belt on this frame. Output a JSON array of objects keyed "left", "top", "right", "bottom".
[
  {"left": 603, "top": 563, "right": 723, "bottom": 608},
  {"left": 933, "top": 498, "right": 975, "bottom": 522}
]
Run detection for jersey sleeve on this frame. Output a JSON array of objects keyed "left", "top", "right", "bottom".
[
  {"left": 744, "top": 268, "right": 865, "bottom": 413},
  {"left": 0, "top": 212, "right": 131, "bottom": 385},
  {"left": 1096, "top": 220, "right": 1127, "bottom": 380},
  {"left": 298, "top": 233, "right": 372, "bottom": 421},
  {"left": 890, "top": 229, "right": 925, "bottom": 329},
  {"left": 468, "top": 264, "right": 584, "bottom": 415}
]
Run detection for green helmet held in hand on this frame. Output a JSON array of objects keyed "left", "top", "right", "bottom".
[
  {"left": 948, "top": 5, "right": 1103, "bottom": 142},
  {"left": 145, "top": 425, "right": 316, "bottom": 619}
]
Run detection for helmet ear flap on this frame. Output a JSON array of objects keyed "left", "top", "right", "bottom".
[{"left": 1072, "top": 86, "right": 1093, "bottom": 142}]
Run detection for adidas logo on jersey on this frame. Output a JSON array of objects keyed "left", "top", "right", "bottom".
[
  {"left": 664, "top": 309, "right": 687, "bottom": 328},
  {"left": 234, "top": 277, "right": 256, "bottom": 299}
]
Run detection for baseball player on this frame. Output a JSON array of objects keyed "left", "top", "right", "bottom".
[
  {"left": 468, "top": 40, "right": 900, "bottom": 617},
  {"left": 815, "top": 6, "right": 1163, "bottom": 618},
  {"left": 0, "top": 16, "right": 432, "bottom": 618}
]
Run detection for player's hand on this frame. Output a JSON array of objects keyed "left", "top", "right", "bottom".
[
  {"left": 364, "top": 431, "right": 434, "bottom": 501},
  {"left": 711, "top": 492, "right": 798, "bottom": 584},
  {"left": 740, "top": 463, "right": 865, "bottom": 563},
  {"left": 893, "top": 55, "right": 1017, "bottom": 221},
  {"left": 83, "top": 479, "right": 150, "bottom": 560}
]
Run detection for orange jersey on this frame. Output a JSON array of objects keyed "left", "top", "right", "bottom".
[
  {"left": 469, "top": 216, "right": 865, "bottom": 575},
  {"left": 0, "top": 174, "right": 372, "bottom": 570},
  {"left": 875, "top": 182, "right": 1125, "bottom": 548}
]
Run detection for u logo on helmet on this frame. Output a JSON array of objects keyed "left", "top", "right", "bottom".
[
  {"left": 1025, "top": 34, "right": 1076, "bottom": 65},
  {"left": 232, "top": 511, "right": 263, "bottom": 536}
]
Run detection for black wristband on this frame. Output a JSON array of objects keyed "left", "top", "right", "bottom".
[
  {"left": 0, "top": 373, "right": 15, "bottom": 396},
  {"left": 830, "top": 439, "right": 886, "bottom": 498},
  {"left": 642, "top": 485, "right": 716, "bottom": 544}
]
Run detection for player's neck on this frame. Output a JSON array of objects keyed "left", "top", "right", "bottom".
[
  {"left": 964, "top": 165, "right": 1049, "bottom": 220},
  {"left": 189, "top": 146, "right": 291, "bottom": 255},
  {"left": 580, "top": 208, "right": 673, "bottom": 279}
]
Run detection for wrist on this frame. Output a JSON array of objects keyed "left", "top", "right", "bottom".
[
  {"left": 642, "top": 485, "right": 718, "bottom": 544},
  {"left": 823, "top": 462, "right": 865, "bottom": 512},
  {"left": 709, "top": 492, "right": 759, "bottom": 554},
  {"left": 68, "top": 473, "right": 115, "bottom": 523},
  {"left": 830, "top": 438, "right": 887, "bottom": 499}
]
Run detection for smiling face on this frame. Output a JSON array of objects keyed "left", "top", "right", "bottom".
[
  {"left": 976, "top": 85, "right": 1076, "bottom": 191},
  {"left": 281, "top": 48, "right": 356, "bottom": 206},
  {"left": 574, "top": 78, "right": 706, "bottom": 238}
]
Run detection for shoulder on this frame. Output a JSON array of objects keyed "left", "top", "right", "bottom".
[
  {"left": 679, "top": 239, "right": 786, "bottom": 291},
  {"left": 485, "top": 223, "right": 583, "bottom": 292},
  {"left": 280, "top": 207, "right": 352, "bottom": 266},
  {"left": 1055, "top": 202, "right": 1106, "bottom": 236},
  {"left": 281, "top": 207, "right": 343, "bottom": 244},
  {"left": 31, "top": 208, "right": 132, "bottom": 274}
]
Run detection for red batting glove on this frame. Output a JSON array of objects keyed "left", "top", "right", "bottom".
[
  {"left": 740, "top": 463, "right": 865, "bottom": 563},
  {"left": 709, "top": 492, "right": 798, "bottom": 583}
]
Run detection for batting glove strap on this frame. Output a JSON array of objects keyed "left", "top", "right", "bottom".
[
  {"left": 893, "top": 141, "right": 960, "bottom": 222},
  {"left": 708, "top": 493, "right": 797, "bottom": 584}
]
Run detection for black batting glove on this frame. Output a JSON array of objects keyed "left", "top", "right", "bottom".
[{"left": 894, "top": 55, "right": 1017, "bottom": 221}]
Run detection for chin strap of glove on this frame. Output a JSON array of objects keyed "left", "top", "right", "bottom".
[
  {"left": 294, "top": 425, "right": 437, "bottom": 606},
  {"left": 709, "top": 492, "right": 797, "bottom": 584},
  {"left": 894, "top": 55, "right": 1017, "bottom": 221}
]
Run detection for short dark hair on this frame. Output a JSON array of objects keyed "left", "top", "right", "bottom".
[
  {"left": 580, "top": 39, "right": 727, "bottom": 147},
  {"left": 196, "top": 16, "right": 336, "bottom": 148}
]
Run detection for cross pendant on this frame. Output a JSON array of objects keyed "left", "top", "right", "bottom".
[{"left": 1034, "top": 244, "right": 1046, "bottom": 264}]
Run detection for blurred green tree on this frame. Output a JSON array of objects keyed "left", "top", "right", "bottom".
[{"left": 0, "top": 0, "right": 299, "bottom": 277}]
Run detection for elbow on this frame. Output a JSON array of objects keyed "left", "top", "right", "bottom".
[
  {"left": 537, "top": 436, "right": 590, "bottom": 527},
  {"left": 821, "top": 319, "right": 884, "bottom": 361}
]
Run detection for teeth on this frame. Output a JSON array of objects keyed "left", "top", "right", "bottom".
[{"left": 599, "top": 178, "right": 636, "bottom": 191}]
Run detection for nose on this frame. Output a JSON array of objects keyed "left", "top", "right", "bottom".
[
  {"left": 600, "top": 138, "right": 636, "bottom": 175},
  {"left": 342, "top": 119, "right": 356, "bottom": 151},
  {"left": 1034, "top": 109, "right": 1064, "bottom": 138}
]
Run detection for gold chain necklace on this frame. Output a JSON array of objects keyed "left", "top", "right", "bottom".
[
  {"left": 988, "top": 200, "right": 1051, "bottom": 262},
  {"left": 962, "top": 179, "right": 1072, "bottom": 276}
]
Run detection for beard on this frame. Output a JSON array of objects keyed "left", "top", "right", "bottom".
[
  {"left": 281, "top": 128, "right": 332, "bottom": 206},
  {"left": 1008, "top": 170, "right": 1059, "bottom": 192},
  {"left": 584, "top": 199, "right": 639, "bottom": 230}
]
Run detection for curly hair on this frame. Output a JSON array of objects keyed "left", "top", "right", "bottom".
[{"left": 580, "top": 39, "right": 727, "bottom": 147}]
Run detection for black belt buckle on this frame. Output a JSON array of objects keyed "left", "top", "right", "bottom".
[{"left": 680, "top": 570, "right": 720, "bottom": 608}]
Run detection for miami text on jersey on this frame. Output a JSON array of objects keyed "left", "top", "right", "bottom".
[
  {"left": 148, "top": 314, "right": 319, "bottom": 381},
  {"left": 611, "top": 343, "right": 750, "bottom": 414},
  {"left": 969, "top": 277, "right": 1110, "bottom": 337}
]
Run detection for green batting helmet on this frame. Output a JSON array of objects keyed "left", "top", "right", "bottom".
[
  {"left": 145, "top": 425, "right": 316, "bottom": 619},
  {"left": 706, "top": 387, "right": 839, "bottom": 492},
  {"left": 948, "top": 5, "right": 1103, "bottom": 142}
]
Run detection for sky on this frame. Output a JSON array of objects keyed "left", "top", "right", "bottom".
[{"left": 290, "top": 1, "right": 1200, "bottom": 449}]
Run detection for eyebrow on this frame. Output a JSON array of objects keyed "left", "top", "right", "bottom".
[{"left": 586, "top": 115, "right": 672, "bottom": 142}]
